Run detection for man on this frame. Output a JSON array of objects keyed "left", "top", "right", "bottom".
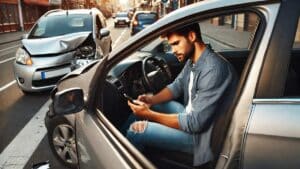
[{"left": 126, "top": 23, "right": 238, "bottom": 166}]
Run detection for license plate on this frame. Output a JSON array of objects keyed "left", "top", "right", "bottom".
[{"left": 41, "top": 67, "right": 71, "bottom": 80}]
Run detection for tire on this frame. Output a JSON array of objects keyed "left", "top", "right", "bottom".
[{"left": 47, "top": 116, "right": 77, "bottom": 169}]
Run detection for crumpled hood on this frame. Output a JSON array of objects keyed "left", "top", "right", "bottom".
[{"left": 22, "top": 32, "right": 92, "bottom": 55}]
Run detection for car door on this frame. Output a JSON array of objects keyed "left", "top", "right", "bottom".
[
  {"left": 241, "top": 1, "right": 300, "bottom": 169},
  {"left": 74, "top": 56, "right": 155, "bottom": 169}
]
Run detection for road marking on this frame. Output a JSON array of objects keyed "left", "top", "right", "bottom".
[
  {"left": 0, "top": 80, "right": 16, "bottom": 92},
  {"left": 0, "top": 44, "right": 20, "bottom": 53},
  {"left": 0, "top": 99, "right": 50, "bottom": 169},
  {"left": 112, "top": 29, "right": 127, "bottom": 49},
  {"left": 0, "top": 57, "right": 15, "bottom": 64}
]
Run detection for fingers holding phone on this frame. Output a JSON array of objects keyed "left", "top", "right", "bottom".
[{"left": 125, "top": 95, "right": 151, "bottom": 118}]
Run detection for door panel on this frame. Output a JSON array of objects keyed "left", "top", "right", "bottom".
[
  {"left": 76, "top": 111, "right": 132, "bottom": 169},
  {"left": 242, "top": 99, "right": 300, "bottom": 169}
]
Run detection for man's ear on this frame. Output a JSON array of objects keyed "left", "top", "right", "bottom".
[{"left": 188, "top": 31, "right": 197, "bottom": 42}]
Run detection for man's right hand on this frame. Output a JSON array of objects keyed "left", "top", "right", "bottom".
[{"left": 137, "top": 94, "right": 153, "bottom": 107}]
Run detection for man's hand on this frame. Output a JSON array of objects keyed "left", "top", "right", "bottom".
[
  {"left": 137, "top": 94, "right": 153, "bottom": 107},
  {"left": 128, "top": 100, "right": 180, "bottom": 130},
  {"left": 127, "top": 100, "right": 151, "bottom": 119}
]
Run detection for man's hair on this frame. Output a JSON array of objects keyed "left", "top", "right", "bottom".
[{"left": 162, "top": 23, "right": 202, "bottom": 42}]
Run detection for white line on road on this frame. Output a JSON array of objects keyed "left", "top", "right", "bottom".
[
  {"left": 0, "top": 99, "right": 51, "bottom": 169},
  {"left": 0, "top": 57, "right": 15, "bottom": 64},
  {"left": 0, "top": 44, "right": 20, "bottom": 53},
  {"left": 112, "top": 29, "right": 127, "bottom": 49},
  {"left": 0, "top": 80, "right": 16, "bottom": 92}
]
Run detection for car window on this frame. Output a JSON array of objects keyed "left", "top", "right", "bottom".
[
  {"left": 200, "top": 12, "right": 260, "bottom": 52},
  {"left": 96, "top": 15, "right": 103, "bottom": 29},
  {"left": 284, "top": 17, "right": 300, "bottom": 96},
  {"left": 100, "top": 10, "right": 263, "bottom": 168},
  {"left": 137, "top": 13, "right": 157, "bottom": 20},
  {"left": 104, "top": 10, "right": 262, "bottom": 116},
  {"left": 29, "top": 14, "right": 92, "bottom": 38},
  {"left": 117, "top": 13, "right": 128, "bottom": 17}
]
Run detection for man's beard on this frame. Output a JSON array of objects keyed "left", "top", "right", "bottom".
[{"left": 182, "top": 44, "right": 195, "bottom": 63}]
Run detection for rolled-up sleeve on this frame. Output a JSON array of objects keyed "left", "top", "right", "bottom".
[{"left": 178, "top": 65, "right": 233, "bottom": 133}]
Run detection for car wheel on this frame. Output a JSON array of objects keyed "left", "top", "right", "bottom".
[{"left": 47, "top": 117, "right": 77, "bottom": 169}]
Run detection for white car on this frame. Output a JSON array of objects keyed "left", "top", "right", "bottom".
[
  {"left": 114, "top": 12, "right": 130, "bottom": 27},
  {"left": 14, "top": 8, "right": 112, "bottom": 94}
]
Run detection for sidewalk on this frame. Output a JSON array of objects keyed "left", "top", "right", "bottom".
[
  {"left": 201, "top": 22, "right": 251, "bottom": 49},
  {"left": 0, "top": 31, "right": 25, "bottom": 45}
]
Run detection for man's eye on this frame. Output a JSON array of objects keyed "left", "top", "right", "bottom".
[{"left": 171, "top": 42, "right": 179, "bottom": 46}]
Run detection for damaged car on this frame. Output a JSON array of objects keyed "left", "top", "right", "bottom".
[{"left": 13, "top": 8, "right": 112, "bottom": 93}]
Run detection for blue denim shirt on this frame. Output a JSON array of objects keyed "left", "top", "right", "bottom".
[{"left": 167, "top": 47, "right": 238, "bottom": 165}]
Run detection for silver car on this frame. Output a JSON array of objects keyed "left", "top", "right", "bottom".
[
  {"left": 14, "top": 8, "right": 112, "bottom": 93},
  {"left": 114, "top": 12, "right": 130, "bottom": 27},
  {"left": 47, "top": 0, "right": 300, "bottom": 168}
]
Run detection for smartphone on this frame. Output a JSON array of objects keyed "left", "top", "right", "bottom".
[{"left": 123, "top": 93, "right": 136, "bottom": 104}]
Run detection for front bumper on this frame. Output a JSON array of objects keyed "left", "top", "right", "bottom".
[
  {"left": 115, "top": 20, "right": 130, "bottom": 26},
  {"left": 13, "top": 52, "right": 75, "bottom": 92}
]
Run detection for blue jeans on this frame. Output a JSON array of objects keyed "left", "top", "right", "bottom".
[{"left": 125, "top": 101, "right": 194, "bottom": 154}]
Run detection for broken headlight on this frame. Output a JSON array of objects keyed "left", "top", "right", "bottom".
[{"left": 74, "top": 46, "right": 95, "bottom": 59}]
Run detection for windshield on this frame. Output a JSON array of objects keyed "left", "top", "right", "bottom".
[
  {"left": 116, "top": 13, "right": 128, "bottom": 17},
  {"left": 137, "top": 13, "right": 157, "bottom": 20},
  {"left": 29, "top": 14, "right": 92, "bottom": 39}
]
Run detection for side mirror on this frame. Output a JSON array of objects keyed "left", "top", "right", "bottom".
[
  {"left": 99, "top": 28, "right": 110, "bottom": 39},
  {"left": 22, "top": 33, "right": 28, "bottom": 39},
  {"left": 53, "top": 88, "right": 84, "bottom": 115}
]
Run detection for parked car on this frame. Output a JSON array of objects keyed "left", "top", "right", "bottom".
[
  {"left": 14, "top": 8, "right": 112, "bottom": 94},
  {"left": 114, "top": 12, "right": 130, "bottom": 27},
  {"left": 131, "top": 11, "right": 158, "bottom": 35},
  {"left": 45, "top": 0, "right": 300, "bottom": 169}
]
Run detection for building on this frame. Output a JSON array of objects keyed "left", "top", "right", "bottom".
[
  {"left": 0, "top": 0, "right": 60, "bottom": 33},
  {"left": 0, "top": 0, "right": 100, "bottom": 33}
]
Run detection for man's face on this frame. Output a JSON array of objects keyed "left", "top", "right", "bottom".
[{"left": 167, "top": 33, "right": 194, "bottom": 63}]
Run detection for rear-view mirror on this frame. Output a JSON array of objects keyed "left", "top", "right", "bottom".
[{"left": 53, "top": 88, "right": 84, "bottom": 115}]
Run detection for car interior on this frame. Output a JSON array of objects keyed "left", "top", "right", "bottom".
[{"left": 96, "top": 12, "right": 300, "bottom": 169}]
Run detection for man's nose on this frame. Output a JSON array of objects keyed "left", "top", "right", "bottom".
[{"left": 172, "top": 47, "right": 177, "bottom": 54}]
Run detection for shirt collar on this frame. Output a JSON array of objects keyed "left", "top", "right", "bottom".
[{"left": 188, "top": 46, "right": 210, "bottom": 72}]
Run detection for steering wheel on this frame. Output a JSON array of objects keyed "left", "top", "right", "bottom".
[{"left": 142, "top": 56, "right": 172, "bottom": 93}]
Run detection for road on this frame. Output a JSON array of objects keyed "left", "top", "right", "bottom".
[{"left": 0, "top": 18, "right": 131, "bottom": 169}]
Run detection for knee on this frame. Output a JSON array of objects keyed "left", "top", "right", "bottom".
[
  {"left": 126, "top": 121, "right": 148, "bottom": 150},
  {"left": 129, "top": 120, "right": 148, "bottom": 133}
]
